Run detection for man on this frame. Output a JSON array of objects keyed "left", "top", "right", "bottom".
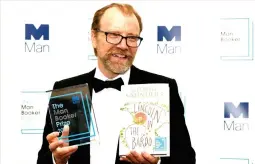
[{"left": 37, "top": 3, "right": 196, "bottom": 164}]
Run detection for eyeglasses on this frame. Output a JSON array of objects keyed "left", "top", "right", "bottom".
[{"left": 95, "top": 29, "right": 143, "bottom": 48}]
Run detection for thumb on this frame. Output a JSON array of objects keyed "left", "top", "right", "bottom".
[
  {"left": 61, "top": 125, "right": 70, "bottom": 146},
  {"left": 62, "top": 125, "right": 70, "bottom": 137}
]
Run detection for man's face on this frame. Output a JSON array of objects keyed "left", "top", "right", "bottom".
[{"left": 92, "top": 7, "right": 140, "bottom": 75}]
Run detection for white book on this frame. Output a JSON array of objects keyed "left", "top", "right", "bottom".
[{"left": 119, "top": 84, "right": 170, "bottom": 157}]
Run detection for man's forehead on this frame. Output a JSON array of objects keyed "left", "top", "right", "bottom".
[{"left": 99, "top": 7, "right": 140, "bottom": 34}]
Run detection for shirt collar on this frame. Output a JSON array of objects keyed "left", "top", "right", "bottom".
[{"left": 94, "top": 65, "right": 130, "bottom": 85}]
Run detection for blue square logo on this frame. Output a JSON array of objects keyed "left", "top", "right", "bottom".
[{"left": 155, "top": 137, "right": 167, "bottom": 151}]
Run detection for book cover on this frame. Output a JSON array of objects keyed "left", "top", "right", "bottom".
[{"left": 119, "top": 84, "right": 170, "bottom": 157}]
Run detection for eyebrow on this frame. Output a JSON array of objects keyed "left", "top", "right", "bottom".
[
  {"left": 127, "top": 32, "right": 139, "bottom": 37},
  {"left": 107, "top": 30, "right": 139, "bottom": 37}
]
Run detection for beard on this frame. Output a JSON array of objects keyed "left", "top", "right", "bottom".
[{"left": 99, "top": 47, "right": 135, "bottom": 74}]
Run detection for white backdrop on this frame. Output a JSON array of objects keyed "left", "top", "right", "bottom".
[{"left": 0, "top": 1, "right": 254, "bottom": 164}]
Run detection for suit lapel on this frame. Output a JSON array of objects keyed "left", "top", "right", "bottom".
[
  {"left": 128, "top": 65, "right": 142, "bottom": 85},
  {"left": 87, "top": 68, "right": 96, "bottom": 98},
  {"left": 71, "top": 68, "right": 95, "bottom": 164}
]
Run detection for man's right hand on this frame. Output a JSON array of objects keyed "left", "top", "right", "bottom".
[{"left": 46, "top": 125, "right": 78, "bottom": 164}]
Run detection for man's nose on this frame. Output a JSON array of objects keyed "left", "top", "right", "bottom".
[{"left": 116, "top": 38, "right": 128, "bottom": 50}]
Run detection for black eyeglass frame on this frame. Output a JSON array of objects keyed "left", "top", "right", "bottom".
[{"left": 95, "top": 29, "right": 143, "bottom": 48}]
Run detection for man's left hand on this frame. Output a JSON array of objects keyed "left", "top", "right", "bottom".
[{"left": 120, "top": 151, "right": 159, "bottom": 164}]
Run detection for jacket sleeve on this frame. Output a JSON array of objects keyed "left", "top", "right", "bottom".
[{"left": 37, "top": 82, "right": 59, "bottom": 164}]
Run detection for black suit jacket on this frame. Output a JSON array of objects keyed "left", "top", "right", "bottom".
[{"left": 37, "top": 65, "right": 196, "bottom": 164}]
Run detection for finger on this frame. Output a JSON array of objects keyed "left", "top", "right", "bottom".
[
  {"left": 55, "top": 145, "right": 78, "bottom": 157},
  {"left": 53, "top": 145, "right": 78, "bottom": 159},
  {"left": 56, "top": 148, "right": 77, "bottom": 160},
  {"left": 130, "top": 151, "right": 150, "bottom": 164},
  {"left": 61, "top": 125, "right": 70, "bottom": 137},
  {"left": 126, "top": 152, "right": 140, "bottom": 164},
  {"left": 46, "top": 132, "right": 60, "bottom": 143},
  {"left": 61, "top": 125, "right": 70, "bottom": 146},
  {"left": 60, "top": 138, "right": 69, "bottom": 147},
  {"left": 53, "top": 153, "right": 70, "bottom": 164},
  {"left": 49, "top": 140, "right": 64, "bottom": 152},
  {"left": 120, "top": 156, "right": 132, "bottom": 163},
  {"left": 141, "top": 152, "right": 159, "bottom": 164}
]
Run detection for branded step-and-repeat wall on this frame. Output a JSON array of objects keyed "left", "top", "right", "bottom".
[{"left": 0, "top": 1, "right": 254, "bottom": 164}]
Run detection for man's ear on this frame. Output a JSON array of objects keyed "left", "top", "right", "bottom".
[{"left": 91, "top": 30, "right": 97, "bottom": 49}]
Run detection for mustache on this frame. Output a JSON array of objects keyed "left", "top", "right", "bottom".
[{"left": 108, "top": 48, "right": 131, "bottom": 56}]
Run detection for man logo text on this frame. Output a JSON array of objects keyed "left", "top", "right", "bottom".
[
  {"left": 25, "top": 24, "right": 50, "bottom": 53},
  {"left": 157, "top": 26, "right": 181, "bottom": 54},
  {"left": 224, "top": 102, "right": 249, "bottom": 131}
]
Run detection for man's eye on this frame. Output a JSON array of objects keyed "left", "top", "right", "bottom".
[
  {"left": 128, "top": 37, "right": 138, "bottom": 42},
  {"left": 108, "top": 33, "right": 120, "bottom": 38}
]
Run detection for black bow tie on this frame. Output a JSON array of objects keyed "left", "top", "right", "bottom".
[{"left": 93, "top": 77, "right": 124, "bottom": 93}]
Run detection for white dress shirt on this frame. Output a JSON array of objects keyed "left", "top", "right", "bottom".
[{"left": 90, "top": 66, "right": 130, "bottom": 164}]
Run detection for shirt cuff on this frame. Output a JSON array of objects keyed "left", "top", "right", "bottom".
[
  {"left": 52, "top": 153, "right": 56, "bottom": 164},
  {"left": 157, "top": 157, "right": 161, "bottom": 164}
]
